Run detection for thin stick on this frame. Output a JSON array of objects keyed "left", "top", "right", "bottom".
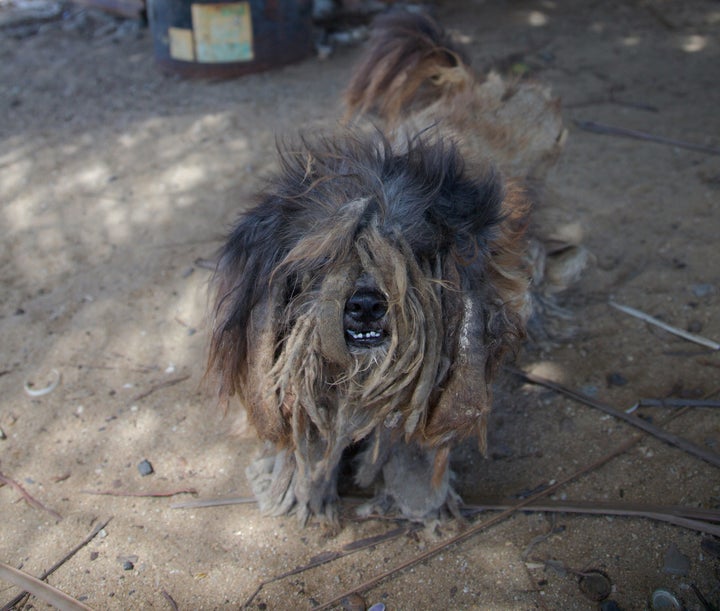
[
  {"left": 639, "top": 398, "right": 720, "bottom": 409},
  {"left": 463, "top": 500, "right": 720, "bottom": 536},
  {"left": 162, "top": 590, "right": 180, "bottom": 611},
  {"left": 82, "top": 488, "right": 197, "bottom": 498},
  {"left": 574, "top": 120, "right": 720, "bottom": 156},
  {"left": 509, "top": 368, "right": 720, "bottom": 469},
  {"left": 131, "top": 374, "right": 191, "bottom": 402},
  {"left": 171, "top": 496, "right": 256, "bottom": 509},
  {"left": 610, "top": 301, "right": 720, "bottom": 350},
  {"left": 1, "top": 518, "right": 112, "bottom": 611},
  {"left": 0, "top": 470, "right": 62, "bottom": 520},
  {"left": 0, "top": 562, "right": 92, "bottom": 611}
]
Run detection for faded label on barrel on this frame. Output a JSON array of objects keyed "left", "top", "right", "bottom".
[
  {"left": 191, "top": 2, "right": 254, "bottom": 63},
  {"left": 169, "top": 27, "right": 196, "bottom": 61}
]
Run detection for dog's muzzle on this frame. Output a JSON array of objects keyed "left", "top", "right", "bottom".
[{"left": 343, "top": 288, "right": 388, "bottom": 348}]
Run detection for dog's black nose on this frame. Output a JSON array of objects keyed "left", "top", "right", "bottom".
[{"left": 345, "top": 290, "right": 387, "bottom": 323}]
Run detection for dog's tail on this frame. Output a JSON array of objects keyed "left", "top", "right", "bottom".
[{"left": 343, "top": 11, "right": 476, "bottom": 125}]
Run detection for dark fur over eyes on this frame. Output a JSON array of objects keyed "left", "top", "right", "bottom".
[{"left": 210, "top": 133, "right": 522, "bottom": 397}]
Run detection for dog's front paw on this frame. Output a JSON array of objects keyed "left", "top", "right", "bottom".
[
  {"left": 246, "top": 445, "right": 297, "bottom": 516},
  {"left": 246, "top": 444, "right": 342, "bottom": 529}
]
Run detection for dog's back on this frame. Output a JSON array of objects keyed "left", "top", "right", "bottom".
[
  {"left": 345, "top": 11, "right": 590, "bottom": 304},
  {"left": 344, "top": 11, "right": 566, "bottom": 181}
]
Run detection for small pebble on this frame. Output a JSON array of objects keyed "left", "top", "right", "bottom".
[
  {"left": 538, "top": 50, "right": 556, "bottom": 63},
  {"left": 490, "top": 442, "right": 514, "bottom": 460},
  {"left": 580, "top": 385, "right": 599, "bottom": 397},
  {"left": 90, "top": 551, "right": 99, "bottom": 561},
  {"left": 578, "top": 569, "right": 612, "bottom": 601},
  {"left": 367, "top": 604, "right": 386, "bottom": 611},
  {"left": 122, "top": 561, "right": 134, "bottom": 571},
  {"left": 606, "top": 372, "right": 628, "bottom": 387},
  {"left": 340, "top": 593, "right": 365, "bottom": 611},
  {"left": 686, "top": 320, "right": 703, "bottom": 333},
  {"left": 690, "top": 284, "right": 714, "bottom": 298},
  {"left": 662, "top": 543, "right": 690, "bottom": 576},
  {"left": 137, "top": 459, "right": 154, "bottom": 476},
  {"left": 701, "top": 537, "right": 720, "bottom": 559}
]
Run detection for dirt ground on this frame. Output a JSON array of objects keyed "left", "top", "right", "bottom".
[{"left": 1, "top": 0, "right": 719, "bottom": 609}]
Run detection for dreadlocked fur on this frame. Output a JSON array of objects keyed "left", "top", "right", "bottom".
[{"left": 208, "top": 11, "right": 584, "bottom": 527}]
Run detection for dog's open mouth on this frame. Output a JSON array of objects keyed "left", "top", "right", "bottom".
[
  {"left": 344, "top": 288, "right": 388, "bottom": 349},
  {"left": 346, "top": 328, "right": 385, "bottom": 347}
]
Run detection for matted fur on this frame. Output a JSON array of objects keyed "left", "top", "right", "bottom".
[{"left": 208, "top": 11, "right": 581, "bottom": 526}]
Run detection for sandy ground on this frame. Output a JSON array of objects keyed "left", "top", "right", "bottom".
[{"left": 1, "top": 0, "right": 720, "bottom": 609}]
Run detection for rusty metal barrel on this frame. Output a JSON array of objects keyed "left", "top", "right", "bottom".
[{"left": 147, "top": 0, "right": 314, "bottom": 78}]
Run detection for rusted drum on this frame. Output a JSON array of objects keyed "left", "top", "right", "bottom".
[{"left": 147, "top": 0, "right": 314, "bottom": 78}]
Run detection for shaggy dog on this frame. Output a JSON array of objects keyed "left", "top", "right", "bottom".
[{"left": 207, "top": 12, "right": 586, "bottom": 526}]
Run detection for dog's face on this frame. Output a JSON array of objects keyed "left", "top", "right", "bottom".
[{"left": 208, "top": 132, "right": 529, "bottom": 457}]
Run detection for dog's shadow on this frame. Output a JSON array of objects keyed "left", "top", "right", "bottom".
[
  {"left": 333, "top": 378, "right": 547, "bottom": 510},
  {"left": 450, "top": 379, "right": 549, "bottom": 504}
]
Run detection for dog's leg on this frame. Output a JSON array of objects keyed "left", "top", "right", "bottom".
[
  {"left": 356, "top": 432, "right": 460, "bottom": 521},
  {"left": 246, "top": 444, "right": 297, "bottom": 516},
  {"left": 246, "top": 434, "right": 347, "bottom": 528},
  {"left": 292, "top": 430, "right": 347, "bottom": 529}
]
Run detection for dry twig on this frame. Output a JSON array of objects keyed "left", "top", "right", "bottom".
[
  {"left": 0, "top": 470, "right": 62, "bottom": 520},
  {"left": 162, "top": 590, "right": 180, "bottom": 611},
  {"left": 509, "top": 368, "right": 720, "bottom": 469},
  {"left": 171, "top": 496, "right": 256, "bottom": 509},
  {"left": 575, "top": 120, "right": 720, "bottom": 156},
  {"left": 0, "top": 563, "right": 92, "bottom": 611},
  {"left": 82, "top": 488, "right": 197, "bottom": 498},
  {"left": 463, "top": 500, "right": 720, "bottom": 536},
  {"left": 131, "top": 374, "right": 191, "bottom": 402},
  {"left": 1, "top": 518, "right": 111, "bottom": 611},
  {"left": 639, "top": 398, "right": 720, "bottom": 409},
  {"left": 610, "top": 301, "right": 720, "bottom": 350}
]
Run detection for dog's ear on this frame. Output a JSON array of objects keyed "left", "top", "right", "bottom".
[
  {"left": 403, "top": 141, "right": 504, "bottom": 259},
  {"left": 208, "top": 198, "right": 292, "bottom": 441},
  {"left": 434, "top": 165, "right": 505, "bottom": 259},
  {"left": 422, "top": 180, "right": 530, "bottom": 452}
]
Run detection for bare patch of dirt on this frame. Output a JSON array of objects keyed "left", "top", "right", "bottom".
[{"left": 1, "top": 1, "right": 719, "bottom": 609}]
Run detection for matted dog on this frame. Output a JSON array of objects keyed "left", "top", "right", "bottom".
[{"left": 207, "top": 12, "right": 587, "bottom": 526}]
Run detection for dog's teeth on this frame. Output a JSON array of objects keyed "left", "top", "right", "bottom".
[{"left": 348, "top": 330, "right": 381, "bottom": 340}]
